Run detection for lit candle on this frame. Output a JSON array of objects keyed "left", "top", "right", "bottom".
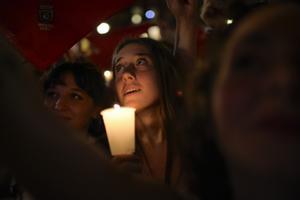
[{"left": 100, "top": 104, "right": 136, "bottom": 156}]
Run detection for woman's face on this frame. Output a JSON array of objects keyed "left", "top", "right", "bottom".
[
  {"left": 114, "top": 43, "right": 160, "bottom": 112},
  {"left": 212, "top": 7, "right": 300, "bottom": 177},
  {"left": 44, "top": 73, "right": 99, "bottom": 132}
]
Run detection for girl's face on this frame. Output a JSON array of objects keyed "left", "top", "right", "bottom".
[
  {"left": 212, "top": 7, "right": 300, "bottom": 177},
  {"left": 114, "top": 43, "right": 160, "bottom": 112},
  {"left": 44, "top": 73, "right": 99, "bottom": 132}
]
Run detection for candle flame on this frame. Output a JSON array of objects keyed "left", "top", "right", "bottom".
[{"left": 113, "top": 104, "right": 120, "bottom": 109}]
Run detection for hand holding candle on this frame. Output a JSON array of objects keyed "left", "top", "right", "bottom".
[{"left": 101, "top": 105, "right": 136, "bottom": 156}]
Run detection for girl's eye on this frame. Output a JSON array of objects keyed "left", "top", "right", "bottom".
[
  {"left": 45, "top": 91, "right": 58, "bottom": 100},
  {"left": 71, "top": 93, "right": 83, "bottom": 100},
  {"left": 136, "top": 58, "right": 150, "bottom": 71},
  {"left": 136, "top": 58, "right": 146, "bottom": 66},
  {"left": 114, "top": 64, "right": 125, "bottom": 73}
]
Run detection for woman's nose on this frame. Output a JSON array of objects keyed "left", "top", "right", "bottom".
[
  {"left": 54, "top": 97, "right": 68, "bottom": 111},
  {"left": 121, "top": 64, "right": 136, "bottom": 82},
  {"left": 122, "top": 72, "right": 135, "bottom": 82}
]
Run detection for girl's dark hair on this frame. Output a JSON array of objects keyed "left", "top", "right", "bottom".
[
  {"left": 41, "top": 62, "right": 111, "bottom": 138},
  {"left": 112, "top": 37, "right": 182, "bottom": 128},
  {"left": 42, "top": 62, "right": 108, "bottom": 106}
]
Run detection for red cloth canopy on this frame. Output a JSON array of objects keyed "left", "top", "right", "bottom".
[{"left": 0, "top": 0, "right": 134, "bottom": 70}]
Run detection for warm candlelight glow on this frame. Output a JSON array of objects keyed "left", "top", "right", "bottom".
[{"left": 101, "top": 106, "right": 136, "bottom": 155}]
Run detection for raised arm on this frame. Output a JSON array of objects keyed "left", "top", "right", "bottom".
[
  {"left": 167, "top": 0, "right": 198, "bottom": 60},
  {"left": 166, "top": 0, "right": 199, "bottom": 87}
]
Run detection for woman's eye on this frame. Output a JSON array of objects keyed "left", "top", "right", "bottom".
[
  {"left": 136, "top": 58, "right": 146, "bottom": 66},
  {"left": 71, "top": 93, "right": 83, "bottom": 100},
  {"left": 45, "top": 91, "right": 58, "bottom": 100},
  {"left": 136, "top": 58, "right": 150, "bottom": 71},
  {"left": 114, "top": 64, "right": 124, "bottom": 73}
]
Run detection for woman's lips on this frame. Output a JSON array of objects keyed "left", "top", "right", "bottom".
[{"left": 123, "top": 86, "right": 141, "bottom": 96}]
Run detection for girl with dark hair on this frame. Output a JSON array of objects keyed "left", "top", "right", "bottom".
[
  {"left": 42, "top": 62, "right": 111, "bottom": 146},
  {"left": 108, "top": 0, "right": 199, "bottom": 194}
]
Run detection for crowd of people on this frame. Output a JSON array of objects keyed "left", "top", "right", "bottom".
[{"left": 0, "top": 0, "right": 299, "bottom": 200}]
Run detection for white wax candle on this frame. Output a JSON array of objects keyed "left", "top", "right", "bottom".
[{"left": 101, "top": 105, "right": 136, "bottom": 156}]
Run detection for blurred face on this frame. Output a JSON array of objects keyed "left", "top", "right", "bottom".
[
  {"left": 114, "top": 43, "right": 160, "bottom": 112},
  {"left": 212, "top": 7, "right": 300, "bottom": 177},
  {"left": 44, "top": 73, "right": 99, "bottom": 132}
]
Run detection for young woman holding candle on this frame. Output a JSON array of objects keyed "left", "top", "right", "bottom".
[
  {"left": 107, "top": 0, "right": 199, "bottom": 195},
  {"left": 111, "top": 37, "right": 185, "bottom": 186}
]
